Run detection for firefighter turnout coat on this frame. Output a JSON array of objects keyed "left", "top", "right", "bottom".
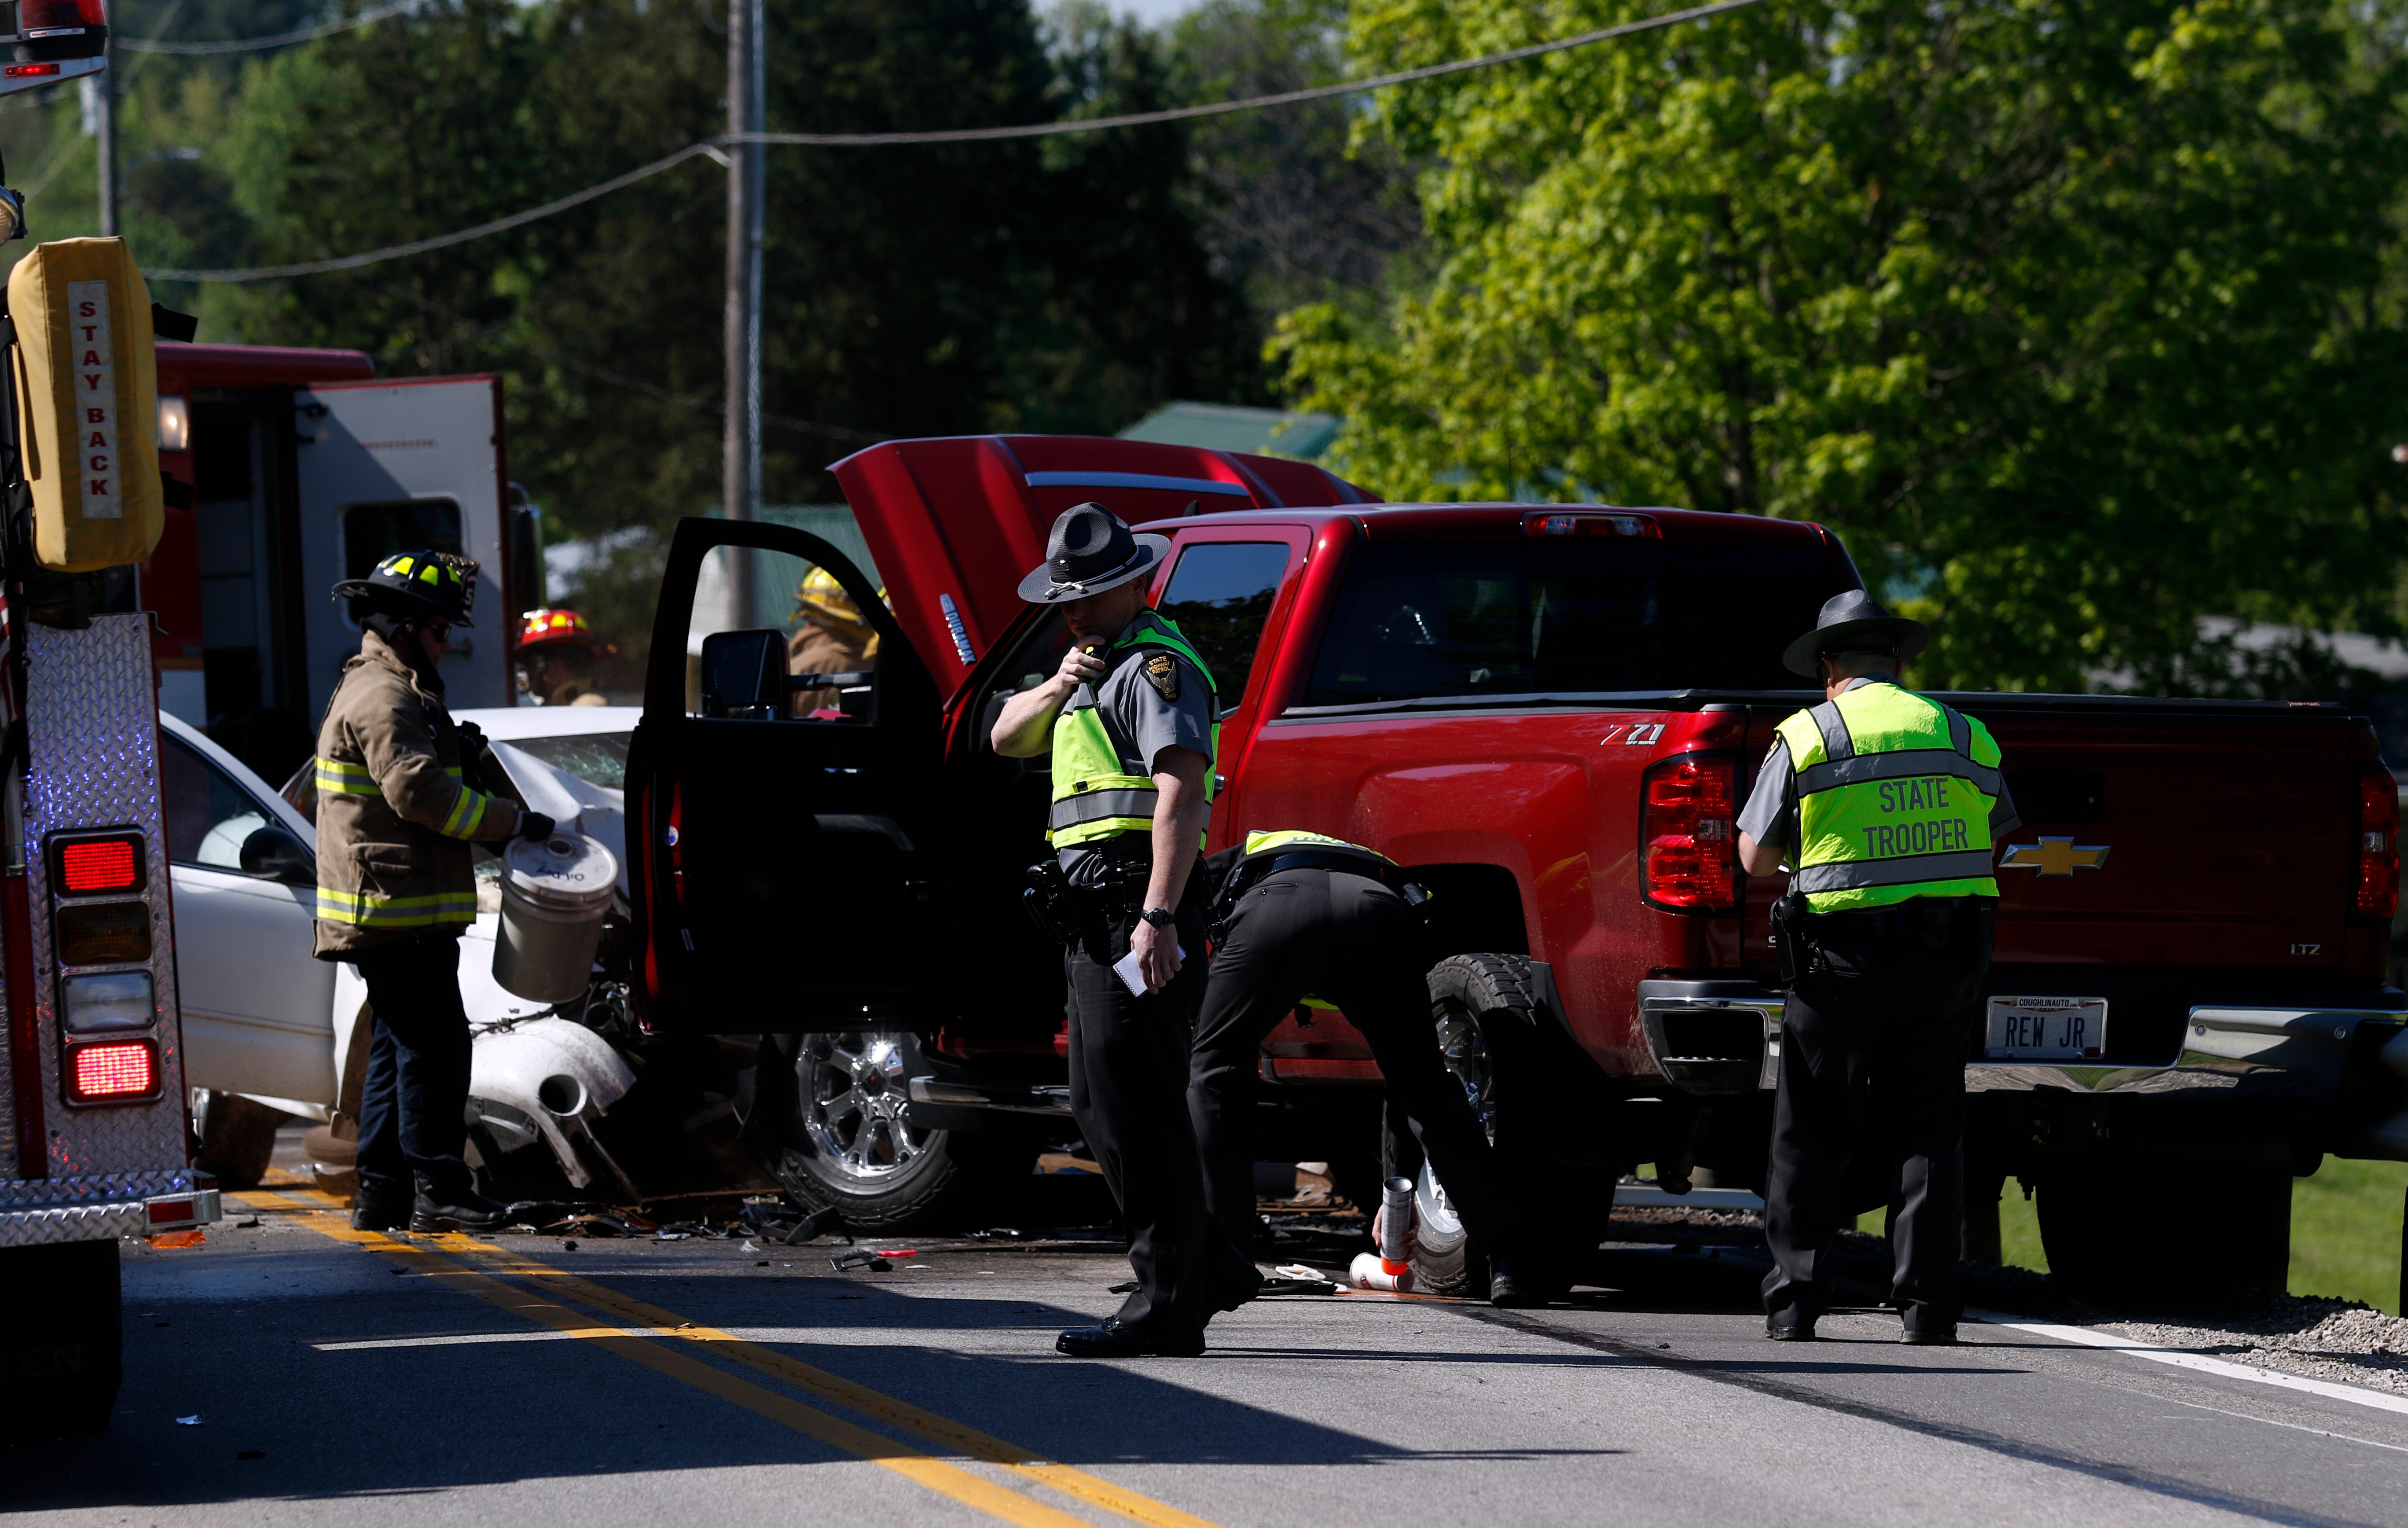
[{"left": 312, "top": 631, "right": 526, "bottom": 956}]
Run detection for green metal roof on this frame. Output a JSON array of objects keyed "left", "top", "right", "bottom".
[{"left": 1116, "top": 400, "right": 1340, "bottom": 461}]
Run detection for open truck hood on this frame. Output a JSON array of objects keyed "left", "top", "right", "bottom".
[{"left": 828, "top": 434, "right": 1374, "bottom": 697}]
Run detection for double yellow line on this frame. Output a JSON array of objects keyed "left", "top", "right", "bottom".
[{"left": 235, "top": 1187, "right": 1222, "bottom": 1528}]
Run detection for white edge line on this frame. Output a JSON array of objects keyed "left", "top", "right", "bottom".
[{"left": 1967, "top": 1306, "right": 2408, "bottom": 1418}]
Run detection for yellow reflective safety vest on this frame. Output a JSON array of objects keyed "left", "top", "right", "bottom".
[
  {"left": 1047, "top": 611, "right": 1219, "bottom": 849},
  {"left": 1773, "top": 680, "right": 2004, "bottom": 913}
]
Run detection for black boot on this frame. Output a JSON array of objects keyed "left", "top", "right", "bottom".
[
  {"left": 351, "top": 1177, "right": 412, "bottom": 1233},
  {"left": 1488, "top": 1251, "right": 1559, "bottom": 1308},
  {"left": 1055, "top": 1319, "right": 1206, "bottom": 1358},
  {"left": 409, "top": 1179, "right": 518, "bottom": 1234}
]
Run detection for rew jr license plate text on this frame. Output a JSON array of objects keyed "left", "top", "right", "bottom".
[{"left": 1985, "top": 997, "right": 2107, "bottom": 1061}]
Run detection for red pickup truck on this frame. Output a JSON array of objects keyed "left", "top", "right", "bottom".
[{"left": 627, "top": 434, "right": 2408, "bottom": 1297}]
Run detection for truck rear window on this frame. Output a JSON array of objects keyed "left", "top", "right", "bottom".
[{"left": 1305, "top": 539, "right": 1849, "bottom": 705}]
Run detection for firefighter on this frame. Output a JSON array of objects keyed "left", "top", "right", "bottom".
[
  {"left": 1186, "top": 830, "right": 1543, "bottom": 1308},
  {"left": 990, "top": 503, "right": 1242, "bottom": 1357},
  {"left": 787, "top": 566, "right": 881, "bottom": 716},
  {"left": 318, "top": 552, "right": 556, "bottom": 1234},
  {"left": 1734, "top": 590, "right": 2018, "bottom": 1344},
  {"left": 518, "top": 607, "right": 610, "bottom": 707}
]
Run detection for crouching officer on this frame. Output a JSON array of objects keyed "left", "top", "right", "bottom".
[
  {"left": 1187, "top": 830, "right": 1542, "bottom": 1307},
  {"left": 1735, "top": 591, "right": 2017, "bottom": 1344},
  {"left": 317, "top": 552, "right": 556, "bottom": 1234},
  {"left": 991, "top": 504, "right": 1243, "bottom": 1357}
]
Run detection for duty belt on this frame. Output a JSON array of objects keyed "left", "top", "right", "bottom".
[{"left": 1207, "top": 848, "right": 1427, "bottom": 936}]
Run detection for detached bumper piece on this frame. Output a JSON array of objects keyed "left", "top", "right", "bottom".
[
  {"left": 907, "top": 1074, "right": 1073, "bottom": 1117},
  {"left": 0, "top": 1170, "right": 220, "bottom": 1248}
]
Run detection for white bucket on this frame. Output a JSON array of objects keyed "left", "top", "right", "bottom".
[{"left": 492, "top": 830, "right": 619, "bottom": 1004}]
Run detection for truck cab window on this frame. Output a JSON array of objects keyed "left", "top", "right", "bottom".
[
  {"left": 1156, "top": 541, "right": 1291, "bottom": 709},
  {"left": 1305, "top": 540, "right": 1848, "bottom": 705},
  {"left": 687, "top": 545, "right": 882, "bottom": 720}
]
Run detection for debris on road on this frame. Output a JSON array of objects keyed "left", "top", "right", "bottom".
[
  {"left": 175, "top": 1416, "right": 201, "bottom": 1426},
  {"left": 830, "top": 1250, "right": 890, "bottom": 1272}
]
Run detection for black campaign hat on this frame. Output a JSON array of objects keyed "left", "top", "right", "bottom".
[
  {"left": 1780, "top": 589, "right": 1930, "bottom": 678},
  {"left": 1015, "top": 503, "right": 1170, "bottom": 604}
]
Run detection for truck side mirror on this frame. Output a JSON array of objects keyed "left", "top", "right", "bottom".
[
  {"left": 239, "top": 825, "right": 315, "bottom": 886},
  {"left": 700, "top": 629, "right": 788, "bottom": 719}
]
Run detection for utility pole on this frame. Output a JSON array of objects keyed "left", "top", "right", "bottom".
[
  {"left": 93, "top": 37, "right": 117, "bottom": 236},
  {"left": 722, "top": 0, "right": 764, "bottom": 624}
]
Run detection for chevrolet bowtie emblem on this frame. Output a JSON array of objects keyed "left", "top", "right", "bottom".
[{"left": 2001, "top": 837, "right": 2110, "bottom": 877}]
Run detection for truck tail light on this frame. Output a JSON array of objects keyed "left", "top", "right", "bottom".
[
  {"left": 50, "top": 830, "right": 146, "bottom": 896},
  {"left": 2359, "top": 768, "right": 2399, "bottom": 921},
  {"left": 56, "top": 900, "right": 150, "bottom": 965},
  {"left": 1641, "top": 755, "right": 1740, "bottom": 911},
  {"left": 61, "top": 970, "right": 154, "bottom": 1032},
  {"left": 67, "top": 1039, "right": 156, "bottom": 1102}
]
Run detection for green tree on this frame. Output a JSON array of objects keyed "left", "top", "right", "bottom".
[{"left": 1277, "top": 0, "right": 2408, "bottom": 691}]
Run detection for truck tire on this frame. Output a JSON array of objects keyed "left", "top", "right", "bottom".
[
  {"left": 0, "top": 1240, "right": 120, "bottom": 1433},
  {"left": 747, "top": 1029, "right": 1037, "bottom": 1233},
  {"left": 2037, "top": 1164, "right": 2291, "bottom": 1301},
  {"left": 1409, "top": 954, "right": 1574, "bottom": 1296},
  {"left": 191, "top": 1091, "right": 286, "bottom": 1191}
]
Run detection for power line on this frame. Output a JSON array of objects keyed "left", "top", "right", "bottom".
[
  {"left": 118, "top": 0, "right": 419, "bottom": 55},
  {"left": 143, "top": 0, "right": 1768, "bottom": 283}
]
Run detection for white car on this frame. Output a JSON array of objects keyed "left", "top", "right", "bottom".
[{"left": 168, "top": 707, "right": 643, "bottom": 1195}]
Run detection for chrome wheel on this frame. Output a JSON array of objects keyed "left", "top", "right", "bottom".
[{"left": 799, "top": 1030, "right": 927, "bottom": 1183}]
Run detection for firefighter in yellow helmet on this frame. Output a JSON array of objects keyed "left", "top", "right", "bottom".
[
  {"left": 319, "top": 552, "right": 551, "bottom": 1235},
  {"left": 518, "top": 608, "right": 609, "bottom": 707},
  {"left": 787, "top": 565, "right": 882, "bottom": 717}
]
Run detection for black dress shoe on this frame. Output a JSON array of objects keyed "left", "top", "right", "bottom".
[
  {"left": 409, "top": 1185, "right": 518, "bottom": 1234},
  {"left": 1055, "top": 1318, "right": 1206, "bottom": 1358},
  {"left": 1901, "top": 1308, "right": 1958, "bottom": 1346},
  {"left": 1765, "top": 1309, "right": 1818, "bottom": 1341},
  {"left": 1488, "top": 1253, "right": 1560, "bottom": 1308}
]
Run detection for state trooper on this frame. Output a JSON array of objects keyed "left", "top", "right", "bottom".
[
  {"left": 1187, "top": 830, "right": 1542, "bottom": 1308},
  {"left": 991, "top": 503, "right": 1246, "bottom": 1357},
  {"left": 1734, "top": 590, "right": 2018, "bottom": 1345},
  {"left": 317, "top": 552, "right": 554, "bottom": 1234}
]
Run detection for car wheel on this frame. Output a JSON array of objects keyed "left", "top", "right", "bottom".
[
  {"left": 749, "top": 1030, "right": 1035, "bottom": 1233},
  {"left": 191, "top": 1091, "right": 286, "bottom": 1191},
  {"left": 1406, "top": 958, "right": 1516, "bottom": 1297}
]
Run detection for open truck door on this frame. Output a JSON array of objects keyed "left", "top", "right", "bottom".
[
  {"left": 627, "top": 517, "right": 941, "bottom": 1030},
  {"left": 292, "top": 376, "right": 515, "bottom": 718}
]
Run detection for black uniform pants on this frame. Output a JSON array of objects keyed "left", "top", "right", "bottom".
[
  {"left": 351, "top": 932, "right": 474, "bottom": 1201},
  {"left": 1764, "top": 897, "right": 1990, "bottom": 1321},
  {"left": 1189, "top": 870, "right": 1519, "bottom": 1258},
  {"left": 1063, "top": 868, "right": 1220, "bottom": 1338}
]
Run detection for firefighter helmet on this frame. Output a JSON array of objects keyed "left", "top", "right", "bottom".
[
  {"left": 519, "top": 607, "right": 595, "bottom": 652},
  {"left": 791, "top": 566, "right": 884, "bottom": 634},
  {"left": 332, "top": 550, "right": 478, "bottom": 626}
]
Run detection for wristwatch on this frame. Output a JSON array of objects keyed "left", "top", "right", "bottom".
[{"left": 1139, "top": 907, "right": 1178, "bottom": 928}]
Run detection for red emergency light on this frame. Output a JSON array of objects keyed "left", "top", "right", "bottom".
[
  {"left": 1641, "top": 753, "right": 1740, "bottom": 912},
  {"left": 3, "top": 64, "right": 59, "bottom": 76},
  {"left": 67, "top": 1039, "right": 156, "bottom": 1102},
  {"left": 48, "top": 830, "right": 146, "bottom": 897}
]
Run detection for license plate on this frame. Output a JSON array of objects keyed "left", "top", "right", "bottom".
[{"left": 1984, "top": 996, "right": 2107, "bottom": 1060}]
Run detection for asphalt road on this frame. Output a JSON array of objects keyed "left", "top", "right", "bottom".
[{"left": 7, "top": 1185, "right": 2408, "bottom": 1528}]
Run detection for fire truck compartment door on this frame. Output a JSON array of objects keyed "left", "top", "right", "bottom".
[
  {"left": 162, "top": 722, "right": 338, "bottom": 1105},
  {"left": 628, "top": 517, "right": 941, "bottom": 1031},
  {"left": 294, "top": 376, "right": 510, "bottom": 720}
]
